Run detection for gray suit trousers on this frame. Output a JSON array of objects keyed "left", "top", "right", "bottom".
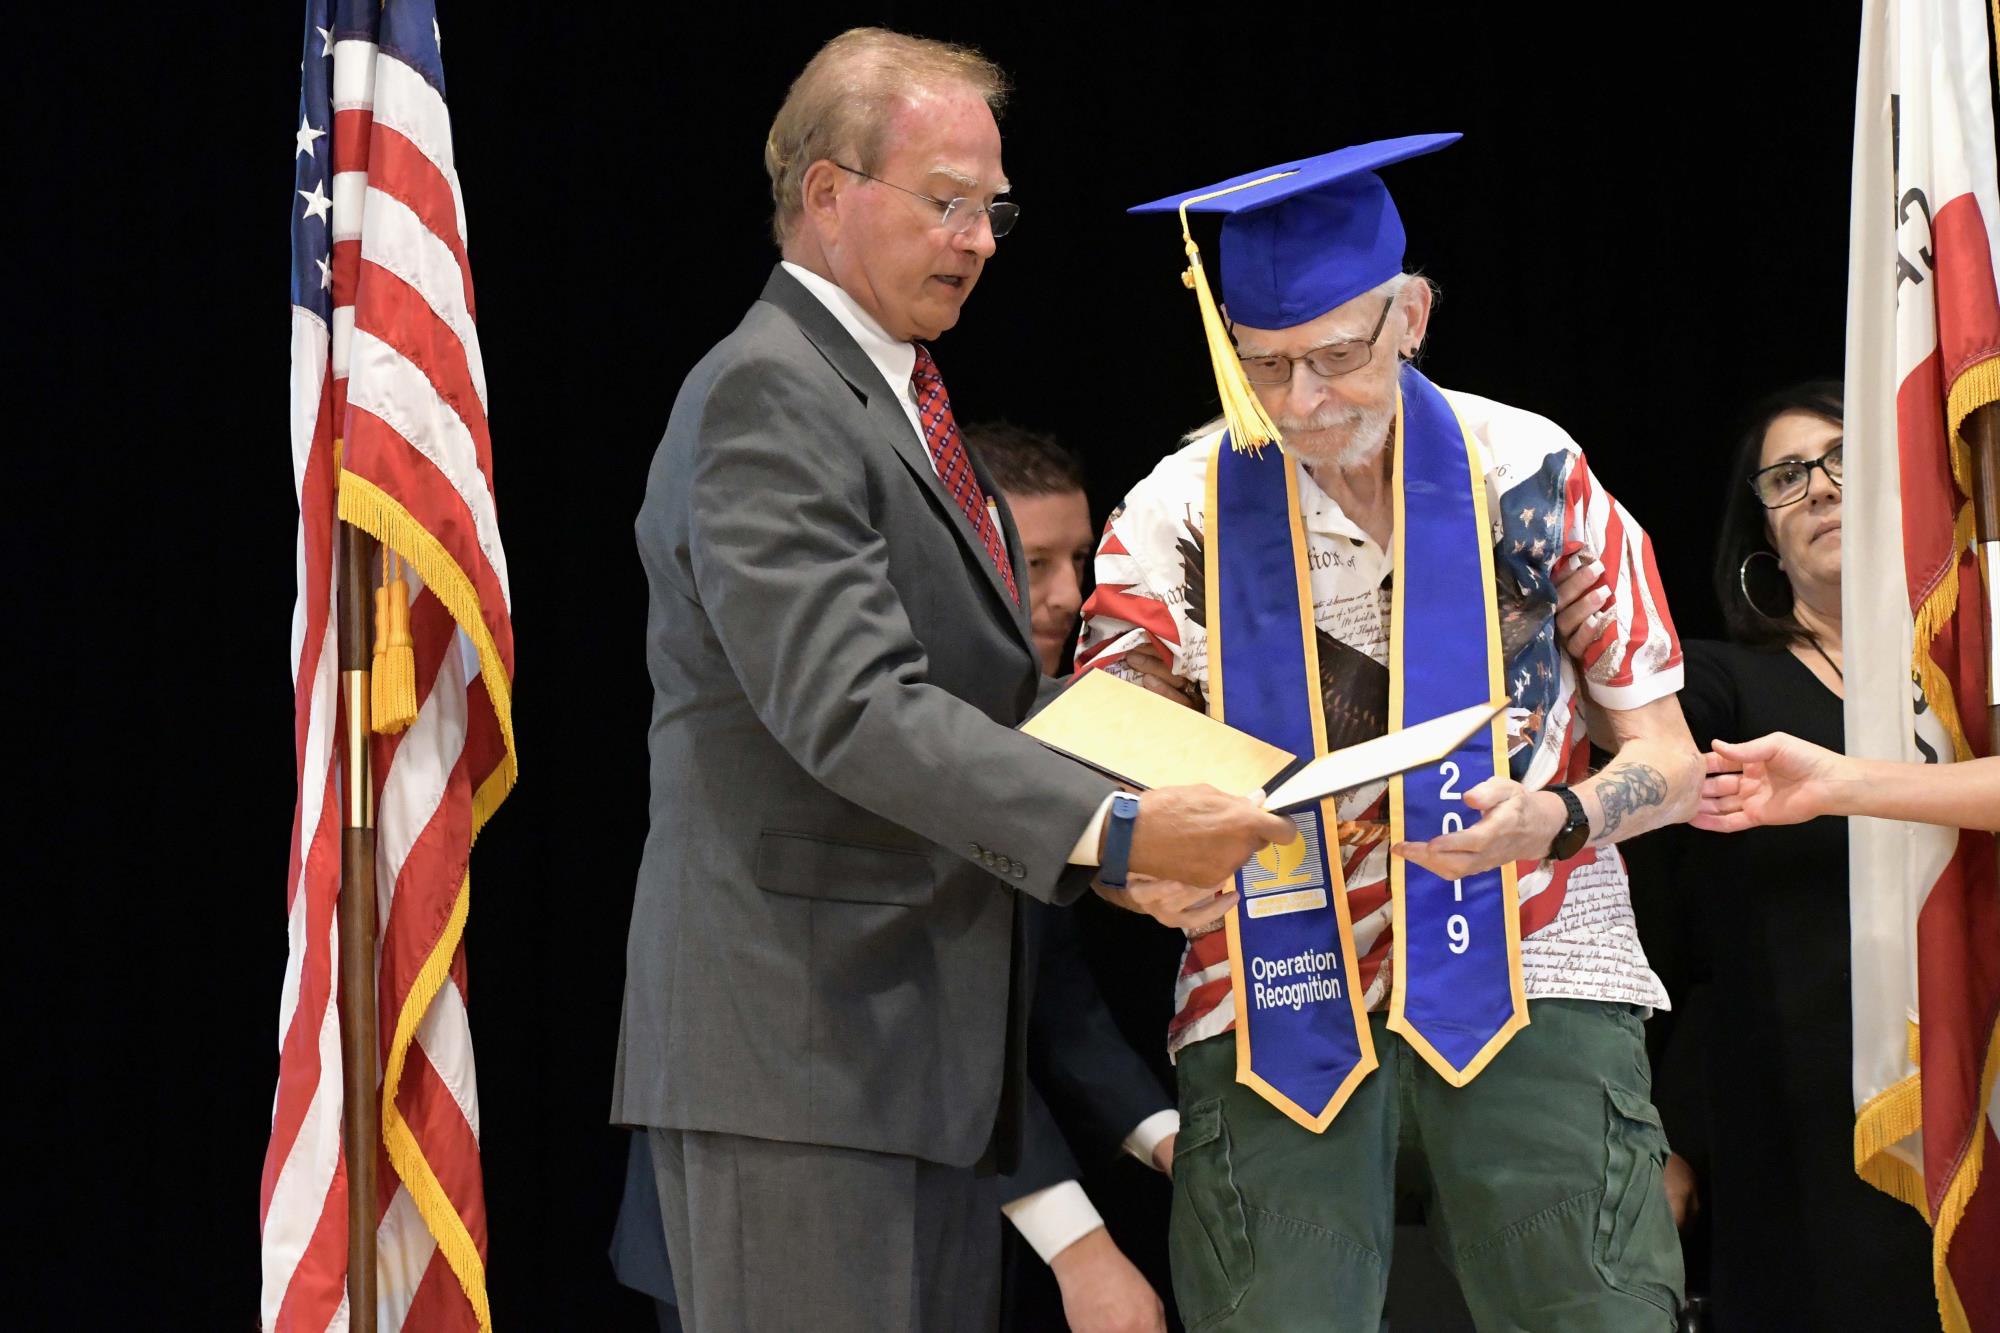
[{"left": 649, "top": 1127, "right": 1001, "bottom": 1333}]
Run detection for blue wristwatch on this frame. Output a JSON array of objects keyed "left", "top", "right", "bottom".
[{"left": 1099, "top": 792, "right": 1142, "bottom": 888}]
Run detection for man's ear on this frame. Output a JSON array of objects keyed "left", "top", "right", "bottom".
[
  {"left": 1399, "top": 278, "right": 1434, "bottom": 357},
  {"left": 799, "top": 159, "right": 844, "bottom": 238}
]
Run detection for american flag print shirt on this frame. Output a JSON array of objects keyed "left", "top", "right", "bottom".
[{"left": 1078, "top": 387, "right": 1684, "bottom": 1059}]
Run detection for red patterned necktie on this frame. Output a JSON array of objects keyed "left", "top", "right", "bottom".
[{"left": 911, "top": 344, "right": 1018, "bottom": 604}]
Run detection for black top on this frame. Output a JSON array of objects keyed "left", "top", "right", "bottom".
[{"left": 1631, "top": 638, "right": 1934, "bottom": 1331}]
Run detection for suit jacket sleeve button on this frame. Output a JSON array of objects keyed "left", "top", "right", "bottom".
[
  {"left": 969, "top": 843, "right": 983, "bottom": 857},
  {"left": 1011, "top": 864, "right": 1026, "bottom": 880}
]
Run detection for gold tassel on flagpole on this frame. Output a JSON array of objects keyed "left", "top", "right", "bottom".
[
  {"left": 372, "top": 549, "right": 419, "bottom": 734},
  {"left": 1177, "top": 175, "right": 1295, "bottom": 456},
  {"left": 370, "top": 554, "right": 392, "bottom": 727}
]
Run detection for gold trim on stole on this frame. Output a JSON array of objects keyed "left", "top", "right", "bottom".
[{"left": 1208, "top": 440, "right": 1379, "bottom": 1132}]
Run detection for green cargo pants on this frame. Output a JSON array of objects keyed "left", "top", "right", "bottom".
[{"left": 1169, "top": 999, "right": 1682, "bottom": 1332}]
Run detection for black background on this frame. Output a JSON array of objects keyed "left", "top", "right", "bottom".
[{"left": 23, "top": 3, "right": 1866, "bottom": 1327}]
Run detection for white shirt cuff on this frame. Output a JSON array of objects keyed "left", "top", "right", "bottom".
[
  {"left": 1121, "top": 1109, "right": 1181, "bottom": 1169},
  {"left": 1584, "top": 662, "right": 1684, "bottom": 711},
  {"left": 1067, "top": 794, "right": 1117, "bottom": 866},
  {"left": 1001, "top": 1180, "right": 1106, "bottom": 1264}
]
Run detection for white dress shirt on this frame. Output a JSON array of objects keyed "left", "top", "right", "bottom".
[{"left": 780, "top": 261, "right": 925, "bottom": 446}]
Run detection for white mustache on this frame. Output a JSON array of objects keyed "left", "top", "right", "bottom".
[
  {"left": 1277, "top": 400, "right": 1396, "bottom": 467},
  {"left": 1276, "top": 402, "right": 1376, "bottom": 434}
]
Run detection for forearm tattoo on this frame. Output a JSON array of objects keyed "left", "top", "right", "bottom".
[{"left": 1594, "top": 762, "right": 1668, "bottom": 838}]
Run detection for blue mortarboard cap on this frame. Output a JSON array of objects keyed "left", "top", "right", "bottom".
[{"left": 1130, "top": 134, "right": 1460, "bottom": 330}]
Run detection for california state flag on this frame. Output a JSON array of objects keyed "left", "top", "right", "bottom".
[{"left": 1844, "top": 0, "right": 2000, "bottom": 1327}]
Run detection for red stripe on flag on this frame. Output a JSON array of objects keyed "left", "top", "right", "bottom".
[
  {"left": 459, "top": 670, "right": 505, "bottom": 795},
  {"left": 330, "top": 239, "right": 362, "bottom": 313},
  {"left": 1933, "top": 193, "right": 2000, "bottom": 382},
  {"left": 367, "top": 124, "right": 478, "bottom": 324},
  {"left": 1896, "top": 347, "right": 1957, "bottom": 608},
  {"left": 330, "top": 108, "right": 374, "bottom": 176}
]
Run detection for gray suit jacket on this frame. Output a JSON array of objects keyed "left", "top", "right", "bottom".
[{"left": 613, "top": 266, "right": 1116, "bottom": 1168}]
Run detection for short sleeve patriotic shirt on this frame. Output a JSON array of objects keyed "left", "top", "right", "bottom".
[{"left": 1078, "top": 387, "right": 1684, "bottom": 1058}]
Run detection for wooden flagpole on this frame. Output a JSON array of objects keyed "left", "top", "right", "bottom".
[{"left": 337, "top": 519, "right": 381, "bottom": 1333}]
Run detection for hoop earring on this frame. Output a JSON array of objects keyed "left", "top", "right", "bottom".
[{"left": 1738, "top": 549, "right": 1791, "bottom": 621}]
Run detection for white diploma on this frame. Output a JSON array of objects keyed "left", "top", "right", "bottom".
[{"left": 1260, "top": 699, "right": 1507, "bottom": 812}]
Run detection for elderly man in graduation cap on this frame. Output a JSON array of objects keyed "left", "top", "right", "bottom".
[{"left": 1077, "top": 135, "right": 1704, "bottom": 1330}]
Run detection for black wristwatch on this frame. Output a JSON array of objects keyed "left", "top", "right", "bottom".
[{"left": 1544, "top": 784, "right": 1591, "bottom": 860}]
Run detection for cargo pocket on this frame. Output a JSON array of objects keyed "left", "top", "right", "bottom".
[
  {"left": 1169, "top": 1098, "right": 1254, "bottom": 1330},
  {"left": 1593, "top": 1082, "right": 1682, "bottom": 1317}
]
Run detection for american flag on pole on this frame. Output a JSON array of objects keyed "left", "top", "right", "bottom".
[
  {"left": 1844, "top": 0, "right": 2000, "bottom": 1327},
  {"left": 265, "top": 0, "right": 515, "bottom": 1329}
]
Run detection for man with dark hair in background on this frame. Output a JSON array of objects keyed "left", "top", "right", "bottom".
[{"left": 965, "top": 423, "right": 1097, "bottom": 678}]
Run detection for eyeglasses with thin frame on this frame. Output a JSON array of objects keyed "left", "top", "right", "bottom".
[
  {"left": 1235, "top": 296, "right": 1396, "bottom": 385},
  {"left": 1747, "top": 442, "right": 1843, "bottom": 508},
  {"left": 832, "top": 163, "right": 1020, "bottom": 238}
]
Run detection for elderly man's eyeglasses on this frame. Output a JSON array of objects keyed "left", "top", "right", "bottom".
[
  {"left": 1748, "top": 443, "right": 1843, "bottom": 508},
  {"left": 1237, "top": 296, "right": 1395, "bottom": 385},
  {"left": 833, "top": 164, "right": 1020, "bottom": 238}
]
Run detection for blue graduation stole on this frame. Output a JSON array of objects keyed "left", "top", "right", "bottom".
[{"left": 1209, "top": 363, "right": 1526, "bottom": 1131}]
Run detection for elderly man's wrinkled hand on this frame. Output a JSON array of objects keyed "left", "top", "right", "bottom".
[
  {"left": 1390, "top": 774, "right": 1563, "bottom": 880},
  {"left": 1124, "top": 639, "right": 1204, "bottom": 711}
]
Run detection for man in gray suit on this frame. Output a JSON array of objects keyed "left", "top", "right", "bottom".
[{"left": 612, "top": 28, "right": 1289, "bottom": 1333}]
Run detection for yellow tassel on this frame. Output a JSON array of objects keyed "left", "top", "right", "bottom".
[
  {"left": 1175, "top": 178, "right": 1294, "bottom": 456},
  {"left": 370, "top": 573, "right": 393, "bottom": 728},
  {"left": 373, "top": 551, "right": 419, "bottom": 734}
]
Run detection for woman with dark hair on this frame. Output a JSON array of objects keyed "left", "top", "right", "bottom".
[{"left": 1569, "top": 381, "right": 1935, "bottom": 1329}]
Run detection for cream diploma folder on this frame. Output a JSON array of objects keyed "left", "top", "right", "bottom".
[{"left": 1022, "top": 671, "right": 1505, "bottom": 812}]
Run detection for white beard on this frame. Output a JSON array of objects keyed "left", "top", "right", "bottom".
[{"left": 1276, "top": 399, "right": 1396, "bottom": 470}]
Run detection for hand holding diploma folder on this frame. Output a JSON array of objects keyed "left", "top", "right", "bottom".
[{"left": 1023, "top": 670, "right": 1506, "bottom": 813}]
